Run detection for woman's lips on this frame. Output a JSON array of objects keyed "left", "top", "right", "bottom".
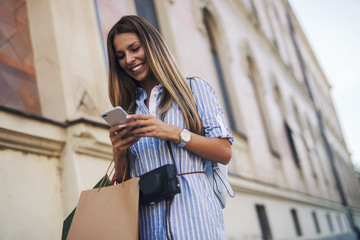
[{"left": 131, "top": 64, "right": 143, "bottom": 72}]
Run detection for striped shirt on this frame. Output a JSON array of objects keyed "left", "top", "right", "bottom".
[{"left": 129, "top": 77, "right": 234, "bottom": 240}]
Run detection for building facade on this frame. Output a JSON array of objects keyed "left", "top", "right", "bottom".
[{"left": 0, "top": 0, "right": 359, "bottom": 239}]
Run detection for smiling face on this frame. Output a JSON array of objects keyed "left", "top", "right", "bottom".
[{"left": 113, "top": 33, "right": 156, "bottom": 87}]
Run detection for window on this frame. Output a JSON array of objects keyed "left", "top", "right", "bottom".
[
  {"left": 343, "top": 216, "right": 349, "bottom": 230},
  {"left": 285, "top": 122, "right": 300, "bottom": 169},
  {"left": 326, "top": 213, "right": 334, "bottom": 232},
  {"left": 0, "top": 0, "right": 41, "bottom": 115},
  {"left": 337, "top": 214, "right": 344, "bottom": 232},
  {"left": 273, "top": 82, "right": 286, "bottom": 117},
  {"left": 247, "top": 56, "right": 280, "bottom": 157},
  {"left": 291, "top": 209, "right": 302, "bottom": 236},
  {"left": 312, "top": 211, "right": 321, "bottom": 234},
  {"left": 203, "top": 9, "right": 238, "bottom": 134},
  {"left": 134, "top": 0, "right": 161, "bottom": 32},
  {"left": 256, "top": 205, "right": 272, "bottom": 240},
  {"left": 306, "top": 118, "right": 318, "bottom": 179}
]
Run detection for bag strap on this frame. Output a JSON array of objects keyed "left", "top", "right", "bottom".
[{"left": 166, "top": 141, "right": 178, "bottom": 174}]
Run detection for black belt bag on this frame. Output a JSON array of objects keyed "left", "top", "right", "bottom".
[{"left": 139, "top": 142, "right": 181, "bottom": 205}]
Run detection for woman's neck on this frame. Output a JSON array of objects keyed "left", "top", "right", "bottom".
[
  {"left": 138, "top": 76, "right": 159, "bottom": 108},
  {"left": 139, "top": 76, "right": 159, "bottom": 96}
]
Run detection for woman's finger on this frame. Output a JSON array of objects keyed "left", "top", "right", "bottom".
[
  {"left": 131, "top": 125, "right": 155, "bottom": 135},
  {"left": 110, "top": 125, "right": 134, "bottom": 145},
  {"left": 125, "top": 119, "right": 153, "bottom": 129},
  {"left": 125, "top": 115, "right": 160, "bottom": 129},
  {"left": 114, "top": 136, "right": 140, "bottom": 151},
  {"left": 121, "top": 133, "right": 138, "bottom": 144},
  {"left": 123, "top": 137, "right": 140, "bottom": 149},
  {"left": 109, "top": 124, "right": 126, "bottom": 137},
  {"left": 126, "top": 114, "right": 153, "bottom": 121}
]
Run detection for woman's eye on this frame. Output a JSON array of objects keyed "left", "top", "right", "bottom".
[
  {"left": 117, "top": 55, "right": 125, "bottom": 60},
  {"left": 132, "top": 47, "right": 140, "bottom": 52}
]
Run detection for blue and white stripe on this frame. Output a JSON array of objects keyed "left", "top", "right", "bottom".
[{"left": 129, "top": 77, "right": 233, "bottom": 240}]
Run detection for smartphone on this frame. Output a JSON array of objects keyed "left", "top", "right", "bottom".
[{"left": 101, "top": 106, "right": 130, "bottom": 127}]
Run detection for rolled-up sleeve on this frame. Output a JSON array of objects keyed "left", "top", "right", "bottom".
[{"left": 190, "top": 77, "right": 234, "bottom": 145}]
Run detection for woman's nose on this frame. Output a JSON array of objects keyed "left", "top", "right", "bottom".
[{"left": 125, "top": 54, "right": 135, "bottom": 64}]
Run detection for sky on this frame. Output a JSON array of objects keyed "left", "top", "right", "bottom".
[{"left": 288, "top": 0, "right": 360, "bottom": 169}]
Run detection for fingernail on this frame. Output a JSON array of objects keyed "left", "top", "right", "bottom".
[
  {"left": 126, "top": 115, "right": 131, "bottom": 119},
  {"left": 118, "top": 124, "right": 125, "bottom": 128}
]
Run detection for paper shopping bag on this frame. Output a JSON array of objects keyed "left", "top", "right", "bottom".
[
  {"left": 67, "top": 177, "right": 139, "bottom": 240},
  {"left": 62, "top": 175, "right": 112, "bottom": 240},
  {"left": 61, "top": 175, "right": 111, "bottom": 240}
]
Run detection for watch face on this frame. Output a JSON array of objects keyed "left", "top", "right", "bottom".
[{"left": 182, "top": 130, "right": 191, "bottom": 142}]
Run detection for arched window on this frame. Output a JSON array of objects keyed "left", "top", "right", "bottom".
[
  {"left": 289, "top": 102, "right": 302, "bottom": 169},
  {"left": 273, "top": 82, "right": 286, "bottom": 118},
  {"left": 247, "top": 55, "right": 280, "bottom": 157},
  {"left": 202, "top": 8, "right": 243, "bottom": 136}
]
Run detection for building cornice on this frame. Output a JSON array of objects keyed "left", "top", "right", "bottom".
[
  {"left": 0, "top": 107, "right": 112, "bottom": 159},
  {"left": 229, "top": 175, "right": 353, "bottom": 211},
  {"left": 70, "top": 125, "right": 113, "bottom": 160},
  {"left": 0, "top": 128, "right": 64, "bottom": 157},
  {"left": 283, "top": 0, "right": 331, "bottom": 89}
]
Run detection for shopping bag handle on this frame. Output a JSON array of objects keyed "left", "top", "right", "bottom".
[
  {"left": 98, "top": 158, "right": 128, "bottom": 191},
  {"left": 113, "top": 164, "right": 128, "bottom": 188},
  {"left": 98, "top": 159, "right": 115, "bottom": 192}
]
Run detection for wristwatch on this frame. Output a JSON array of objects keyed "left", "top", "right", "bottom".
[{"left": 177, "top": 129, "right": 191, "bottom": 148}]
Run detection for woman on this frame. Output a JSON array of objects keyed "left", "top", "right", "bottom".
[{"left": 107, "top": 15, "right": 233, "bottom": 239}]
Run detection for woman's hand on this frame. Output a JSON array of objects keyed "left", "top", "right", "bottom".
[
  {"left": 109, "top": 124, "right": 139, "bottom": 182},
  {"left": 109, "top": 124, "right": 140, "bottom": 153},
  {"left": 125, "top": 114, "right": 182, "bottom": 143},
  {"left": 124, "top": 114, "right": 232, "bottom": 164}
]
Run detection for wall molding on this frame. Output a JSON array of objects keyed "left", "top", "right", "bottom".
[
  {"left": 0, "top": 128, "right": 64, "bottom": 157},
  {"left": 229, "top": 175, "right": 348, "bottom": 211},
  {"left": 72, "top": 131, "right": 113, "bottom": 160},
  {"left": 0, "top": 107, "right": 111, "bottom": 160}
]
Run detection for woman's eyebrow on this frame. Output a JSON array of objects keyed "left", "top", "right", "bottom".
[{"left": 127, "top": 41, "right": 138, "bottom": 48}]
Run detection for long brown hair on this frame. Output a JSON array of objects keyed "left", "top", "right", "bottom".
[{"left": 107, "top": 15, "right": 203, "bottom": 135}]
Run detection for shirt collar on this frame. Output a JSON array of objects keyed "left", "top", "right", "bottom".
[{"left": 136, "top": 83, "right": 163, "bottom": 100}]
